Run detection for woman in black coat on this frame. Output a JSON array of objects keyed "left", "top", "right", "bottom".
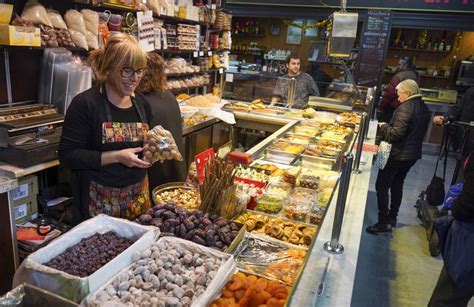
[
  {"left": 367, "top": 79, "right": 431, "bottom": 234},
  {"left": 136, "top": 53, "right": 187, "bottom": 192}
]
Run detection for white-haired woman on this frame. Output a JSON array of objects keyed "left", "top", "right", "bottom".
[{"left": 367, "top": 79, "right": 431, "bottom": 234}]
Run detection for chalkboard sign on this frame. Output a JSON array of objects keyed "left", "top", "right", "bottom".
[
  {"left": 225, "top": 0, "right": 474, "bottom": 13},
  {"left": 355, "top": 10, "right": 392, "bottom": 87}
]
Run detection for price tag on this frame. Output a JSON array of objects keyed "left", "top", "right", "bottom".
[
  {"left": 195, "top": 148, "right": 215, "bottom": 183},
  {"left": 208, "top": 51, "right": 212, "bottom": 56},
  {"left": 262, "top": 65, "right": 268, "bottom": 72},
  {"left": 199, "top": 51, "right": 204, "bottom": 56},
  {"left": 219, "top": 68, "right": 224, "bottom": 74},
  {"left": 225, "top": 73, "right": 233, "bottom": 82},
  {"left": 193, "top": 51, "right": 198, "bottom": 57}
]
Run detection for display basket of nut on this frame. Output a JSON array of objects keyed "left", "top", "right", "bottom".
[
  {"left": 152, "top": 182, "right": 201, "bottom": 211},
  {"left": 12, "top": 215, "right": 158, "bottom": 303},
  {"left": 84, "top": 236, "right": 236, "bottom": 307}
]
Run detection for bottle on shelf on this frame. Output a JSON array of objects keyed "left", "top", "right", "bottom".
[
  {"left": 427, "top": 38, "right": 432, "bottom": 50},
  {"left": 433, "top": 39, "right": 439, "bottom": 51},
  {"left": 439, "top": 39, "right": 445, "bottom": 51}
]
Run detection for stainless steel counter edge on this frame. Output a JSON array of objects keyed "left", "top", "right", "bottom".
[
  {"left": 182, "top": 117, "right": 221, "bottom": 135},
  {"left": 288, "top": 120, "right": 378, "bottom": 306}
]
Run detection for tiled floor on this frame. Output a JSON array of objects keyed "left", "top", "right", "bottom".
[{"left": 352, "top": 154, "right": 474, "bottom": 307}]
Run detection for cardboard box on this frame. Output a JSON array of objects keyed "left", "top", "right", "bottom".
[
  {"left": 14, "top": 195, "right": 39, "bottom": 224},
  {"left": 0, "top": 4, "right": 13, "bottom": 24},
  {"left": 0, "top": 25, "right": 41, "bottom": 47},
  {"left": 9, "top": 175, "right": 39, "bottom": 203}
]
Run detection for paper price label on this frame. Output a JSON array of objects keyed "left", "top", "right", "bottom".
[
  {"left": 193, "top": 51, "right": 198, "bottom": 57},
  {"left": 199, "top": 51, "right": 204, "bottom": 56},
  {"left": 208, "top": 51, "right": 212, "bottom": 56},
  {"left": 219, "top": 68, "right": 224, "bottom": 74},
  {"left": 225, "top": 73, "right": 234, "bottom": 82}
]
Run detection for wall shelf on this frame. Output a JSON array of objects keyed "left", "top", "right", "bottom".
[{"left": 388, "top": 47, "right": 451, "bottom": 54}]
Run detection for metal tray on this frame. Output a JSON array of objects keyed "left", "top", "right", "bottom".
[
  {"left": 300, "top": 154, "right": 338, "bottom": 170},
  {"left": 152, "top": 182, "right": 191, "bottom": 205}
]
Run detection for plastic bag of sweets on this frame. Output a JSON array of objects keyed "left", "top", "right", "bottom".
[
  {"left": 143, "top": 125, "right": 183, "bottom": 164},
  {"left": 21, "top": 0, "right": 52, "bottom": 27}
]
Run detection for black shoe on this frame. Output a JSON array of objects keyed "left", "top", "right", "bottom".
[
  {"left": 366, "top": 222, "right": 392, "bottom": 234},
  {"left": 390, "top": 218, "right": 397, "bottom": 228}
]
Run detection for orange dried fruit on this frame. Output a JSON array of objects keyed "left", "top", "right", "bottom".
[
  {"left": 246, "top": 275, "right": 258, "bottom": 284},
  {"left": 236, "top": 271, "right": 247, "bottom": 280},
  {"left": 255, "top": 278, "right": 268, "bottom": 291},
  {"left": 235, "top": 290, "right": 246, "bottom": 300},
  {"left": 229, "top": 279, "right": 244, "bottom": 291},
  {"left": 223, "top": 289, "right": 235, "bottom": 298},
  {"left": 266, "top": 298, "right": 283, "bottom": 307},
  {"left": 274, "top": 293, "right": 288, "bottom": 300}
]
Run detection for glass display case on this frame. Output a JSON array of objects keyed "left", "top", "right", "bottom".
[{"left": 222, "top": 60, "right": 375, "bottom": 114}]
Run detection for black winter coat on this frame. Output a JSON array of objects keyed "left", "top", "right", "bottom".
[{"left": 380, "top": 94, "right": 430, "bottom": 161}]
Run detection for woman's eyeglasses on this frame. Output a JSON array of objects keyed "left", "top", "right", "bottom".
[{"left": 121, "top": 67, "right": 146, "bottom": 78}]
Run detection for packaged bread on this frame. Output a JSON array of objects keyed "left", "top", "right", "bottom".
[
  {"left": 65, "top": 10, "right": 87, "bottom": 35},
  {"left": 143, "top": 125, "right": 183, "bottom": 164},
  {"left": 21, "top": 0, "right": 52, "bottom": 27}
]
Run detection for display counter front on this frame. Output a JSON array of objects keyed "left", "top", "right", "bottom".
[{"left": 1, "top": 97, "right": 377, "bottom": 305}]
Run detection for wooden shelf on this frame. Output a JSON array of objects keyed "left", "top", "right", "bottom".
[
  {"left": 0, "top": 45, "right": 88, "bottom": 52},
  {"left": 99, "top": 3, "right": 209, "bottom": 26},
  {"left": 384, "top": 71, "right": 451, "bottom": 79},
  {"left": 232, "top": 34, "right": 265, "bottom": 38},
  {"left": 166, "top": 69, "right": 218, "bottom": 77},
  {"left": 231, "top": 51, "right": 264, "bottom": 56},
  {"left": 170, "top": 85, "right": 206, "bottom": 93},
  {"left": 388, "top": 47, "right": 451, "bottom": 54}
]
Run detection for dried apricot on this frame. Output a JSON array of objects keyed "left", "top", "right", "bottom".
[
  {"left": 235, "top": 290, "right": 246, "bottom": 300},
  {"left": 223, "top": 289, "right": 235, "bottom": 298},
  {"left": 266, "top": 298, "right": 283, "bottom": 307},
  {"left": 229, "top": 279, "right": 244, "bottom": 291},
  {"left": 274, "top": 293, "right": 288, "bottom": 300},
  {"left": 246, "top": 275, "right": 258, "bottom": 284},
  {"left": 255, "top": 278, "right": 268, "bottom": 291}
]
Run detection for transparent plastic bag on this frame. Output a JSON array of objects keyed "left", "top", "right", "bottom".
[
  {"left": 85, "top": 30, "right": 99, "bottom": 50},
  {"left": 143, "top": 125, "right": 183, "bottom": 164},
  {"left": 65, "top": 10, "right": 87, "bottom": 35},
  {"left": 81, "top": 9, "right": 99, "bottom": 35},
  {"left": 69, "top": 29, "right": 88, "bottom": 50},
  {"left": 233, "top": 233, "right": 307, "bottom": 286},
  {"left": 21, "top": 0, "right": 52, "bottom": 27},
  {"left": 47, "top": 10, "right": 67, "bottom": 30}
]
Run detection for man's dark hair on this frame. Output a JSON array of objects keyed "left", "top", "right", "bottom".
[{"left": 286, "top": 53, "right": 301, "bottom": 64}]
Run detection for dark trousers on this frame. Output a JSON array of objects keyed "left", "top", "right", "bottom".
[
  {"left": 375, "top": 158, "right": 417, "bottom": 224},
  {"left": 429, "top": 265, "right": 474, "bottom": 307}
]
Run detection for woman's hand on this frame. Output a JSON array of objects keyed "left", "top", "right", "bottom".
[
  {"left": 101, "top": 148, "right": 151, "bottom": 168},
  {"left": 116, "top": 147, "right": 151, "bottom": 168},
  {"left": 433, "top": 115, "right": 445, "bottom": 126}
]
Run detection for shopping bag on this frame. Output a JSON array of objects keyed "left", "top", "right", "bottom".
[{"left": 374, "top": 141, "right": 392, "bottom": 169}]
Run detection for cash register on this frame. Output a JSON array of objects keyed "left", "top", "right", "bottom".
[{"left": 0, "top": 104, "right": 64, "bottom": 167}]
